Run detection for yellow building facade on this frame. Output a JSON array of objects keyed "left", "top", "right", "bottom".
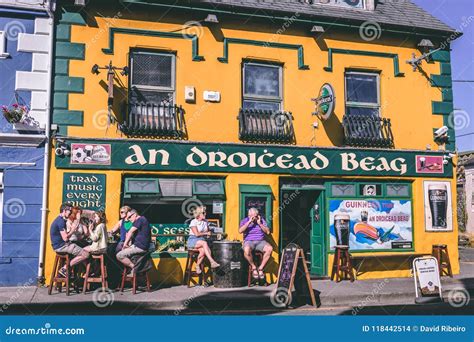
[{"left": 44, "top": 0, "right": 460, "bottom": 285}]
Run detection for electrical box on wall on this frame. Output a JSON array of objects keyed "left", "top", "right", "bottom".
[
  {"left": 203, "top": 91, "right": 221, "bottom": 102},
  {"left": 185, "top": 86, "right": 195, "bottom": 102}
]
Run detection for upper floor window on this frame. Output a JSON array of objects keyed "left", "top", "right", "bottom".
[
  {"left": 130, "top": 51, "right": 175, "bottom": 105},
  {"left": 121, "top": 51, "right": 185, "bottom": 138},
  {"left": 345, "top": 71, "right": 380, "bottom": 116},
  {"left": 242, "top": 62, "right": 282, "bottom": 111},
  {"left": 309, "top": 0, "right": 366, "bottom": 9}
]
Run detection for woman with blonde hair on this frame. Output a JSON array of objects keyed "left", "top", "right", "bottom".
[
  {"left": 186, "top": 206, "right": 220, "bottom": 274},
  {"left": 83, "top": 211, "right": 108, "bottom": 255}
]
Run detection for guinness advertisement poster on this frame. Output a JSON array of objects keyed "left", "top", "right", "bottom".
[
  {"left": 329, "top": 199, "right": 414, "bottom": 251},
  {"left": 424, "top": 181, "right": 453, "bottom": 232}
]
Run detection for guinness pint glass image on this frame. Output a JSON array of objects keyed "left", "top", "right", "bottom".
[
  {"left": 334, "top": 214, "right": 350, "bottom": 246},
  {"left": 428, "top": 184, "right": 448, "bottom": 229}
]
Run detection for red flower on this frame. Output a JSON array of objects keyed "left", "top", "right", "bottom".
[{"left": 12, "top": 103, "right": 18, "bottom": 108}]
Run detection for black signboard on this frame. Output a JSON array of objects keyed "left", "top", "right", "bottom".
[
  {"left": 244, "top": 196, "right": 267, "bottom": 219},
  {"left": 273, "top": 243, "right": 316, "bottom": 308}
]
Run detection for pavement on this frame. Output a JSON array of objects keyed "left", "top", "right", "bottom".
[{"left": 0, "top": 247, "right": 473, "bottom": 315}]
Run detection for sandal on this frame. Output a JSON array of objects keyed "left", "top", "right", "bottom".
[
  {"left": 195, "top": 264, "right": 202, "bottom": 274},
  {"left": 210, "top": 261, "right": 220, "bottom": 269},
  {"left": 258, "top": 269, "right": 265, "bottom": 279},
  {"left": 252, "top": 268, "right": 259, "bottom": 279}
]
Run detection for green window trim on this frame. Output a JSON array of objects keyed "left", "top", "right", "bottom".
[
  {"left": 192, "top": 179, "right": 225, "bottom": 195},
  {"left": 327, "top": 181, "right": 412, "bottom": 198},
  {"left": 124, "top": 178, "right": 160, "bottom": 197},
  {"left": 239, "top": 184, "right": 273, "bottom": 228}
]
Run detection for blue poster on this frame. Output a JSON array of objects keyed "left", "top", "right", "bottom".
[{"left": 329, "top": 199, "right": 413, "bottom": 251}]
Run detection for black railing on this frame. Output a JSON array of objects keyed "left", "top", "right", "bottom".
[
  {"left": 342, "top": 114, "right": 394, "bottom": 148},
  {"left": 120, "top": 102, "right": 186, "bottom": 138},
  {"left": 238, "top": 109, "right": 295, "bottom": 143}
]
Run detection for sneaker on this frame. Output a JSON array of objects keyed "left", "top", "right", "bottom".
[
  {"left": 210, "top": 261, "right": 220, "bottom": 269},
  {"left": 57, "top": 267, "right": 67, "bottom": 278},
  {"left": 195, "top": 265, "right": 202, "bottom": 274}
]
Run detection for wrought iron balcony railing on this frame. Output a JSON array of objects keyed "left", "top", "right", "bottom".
[
  {"left": 120, "top": 102, "right": 186, "bottom": 138},
  {"left": 342, "top": 114, "right": 394, "bottom": 148},
  {"left": 238, "top": 109, "right": 295, "bottom": 143}
]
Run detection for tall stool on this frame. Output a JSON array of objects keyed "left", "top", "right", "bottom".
[
  {"left": 83, "top": 253, "right": 108, "bottom": 293},
  {"left": 48, "top": 252, "right": 73, "bottom": 296},
  {"left": 331, "top": 245, "right": 355, "bottom": 282},
  {"left": 432, "top": 244, "right": 453, "bottom": 277},
  {"left": 120, "top": 267, "right": 151, "bottom": 295},
  {"left": 247, "top": 251, "right": 267, "bottom": 286},
  {"left": 183, "top": 249, "right": 211, "bottom": 287}
]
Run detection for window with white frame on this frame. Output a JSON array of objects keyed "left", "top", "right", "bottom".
[
  {"left": 0, "top": 31, "right": 9, "bottom": 58},
  {"left": 130, "top": 51, "right": 175, "bottom": 105},
  {"left": 242, "top": 62, "right": 282, "bottom": 111},
  {"left": 344, "top": 71, "right": 380, "bottom": 116},
  {"left": 307, "top": 0, "right": 366, "bottom": 10}
]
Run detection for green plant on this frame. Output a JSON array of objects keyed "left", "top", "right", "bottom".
[{"left": 2, "top": 104, "right": 27, "bottom": 123}]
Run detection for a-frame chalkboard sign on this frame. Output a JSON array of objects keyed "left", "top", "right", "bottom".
[{"left": 272, "top": 243, "right": 316, "bottom": 308}]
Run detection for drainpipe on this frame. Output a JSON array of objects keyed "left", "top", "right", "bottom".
[{"left": 37, "top": 0, "right": 55, "bottom": 286}]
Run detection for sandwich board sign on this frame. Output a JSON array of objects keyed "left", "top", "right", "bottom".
[
  {"left": 272, "top": 243, "right": 316, "bottom": 308},
  {"left": 413, "top": 256, "right": 443, "bottom": 304}
]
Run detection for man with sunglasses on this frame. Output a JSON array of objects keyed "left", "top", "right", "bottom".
[
  {"left": 110, "top": 206, "right": 132, "bottom": 253},
  {"left": 116, "top": 209, "right": 151, "bottom": 272}
]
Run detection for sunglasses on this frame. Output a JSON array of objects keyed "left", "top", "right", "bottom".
[{"left": 120, "top": 211, "right": 127, "bottom": 214}]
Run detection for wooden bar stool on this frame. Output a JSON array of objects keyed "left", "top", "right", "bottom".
[
  {"left": 183, "top": 249, "right": 210, "bottom": 287},
  {"left": 83, "top": 253, "right": 108, "bottom": 293},
  {"left": 247, "top": 251, "right": 267, "bottom": 286},
  {"left": 432, "top": 244, "right": 453, "bottom": 277},
  {"left": 120, "top": 267, "right": 151, "bottom": 295},
  {"left": 331, "top": 245, "right": 355, "bottom": 282},
  {"left": 48, "top": 252, "right": 73, "bottom": 296}
]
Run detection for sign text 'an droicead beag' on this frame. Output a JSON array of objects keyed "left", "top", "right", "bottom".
[{"left": 56, "top": 140, "right": 452, "bottom": 178}]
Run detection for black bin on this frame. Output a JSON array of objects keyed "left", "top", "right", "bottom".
[{"left": 212, "top": 241, "right": 244, "bottom": 288}]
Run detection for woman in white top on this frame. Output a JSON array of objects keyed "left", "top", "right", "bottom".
[
  {"left": 186, "top": 206, "right": 220, "bottom": 274},
  {"left": 83, "top": 211, "right": 108, "bottom": 254}
]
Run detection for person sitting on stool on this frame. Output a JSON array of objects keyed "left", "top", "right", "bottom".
[
  {"left": 239, "top": 207, "right": 273, "bottom": 280},
  {"left": 186, "top": 206, "right": 220, "bottom": 274},
  {"left": 50, "top": 203, "right": 90, "bottom": 277},
  {"left": 116, "top": 209, "right": 150, "bottom": 274}
]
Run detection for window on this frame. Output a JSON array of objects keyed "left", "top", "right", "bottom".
[
  {"left": 309, "top": 0, "right": 366, "bottom": 9},
  {"left": 0, "top": 31, "right": 9, "bottom": 59},
  {"left": 243, "top": 62, "right": 282, "bottom": 111},
  {"left": 130, "top": 51, "right": 175, "bottom": 105},
  {"left": 331, "top": 184, "right": 356, "bottom": 197},
  {"left": 386, "top": 184, "right": 410, "bottom": 197},
  {"left": 193, "top": 180, "right": 225, "bottom": 195},
  {"left": 345, "top": 71, "right": 380, "bottom": 116}
]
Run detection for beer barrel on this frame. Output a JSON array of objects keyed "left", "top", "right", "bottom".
[{"left": 212, "top": 241, "right": 244, "bottom": 288}]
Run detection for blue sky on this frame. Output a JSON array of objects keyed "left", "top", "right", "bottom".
[{"left": 413, "top": 0, "right": 474, "bottom": 152}]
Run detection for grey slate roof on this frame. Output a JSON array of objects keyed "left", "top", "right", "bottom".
[{"left": 189, "top": 0, "right": 456, "bottom": 34}]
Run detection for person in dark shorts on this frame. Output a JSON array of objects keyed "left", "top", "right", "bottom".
[{"left": 239, "top": 207, "right": 273, "bottom": 280}]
